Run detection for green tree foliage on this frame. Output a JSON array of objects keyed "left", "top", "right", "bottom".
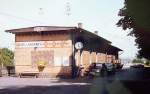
[
  {"left": 0, "top": 48, "right": 14, "bottom": 66},
  {"left": 132, "top": 58, "right": 144, "bottom": 64},
  {"left": 117, "top": 0, "right": 150, "bottom": 59},
  {"left": 145, "top": 60, "right": 150, "bottom": 66}
]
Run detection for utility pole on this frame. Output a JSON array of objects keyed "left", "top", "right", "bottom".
[
  {"left": 65, "top": 0, "right": 71, "bottom": 26},
  {"left": 37, "top": 8, "right": 44, "bottom": 26}
]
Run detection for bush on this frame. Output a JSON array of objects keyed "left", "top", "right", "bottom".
[
  {"left": 145, "top": 60, "right": 150, "bottom": 66},
  {"left": 132, "top": 59, "right": 144, "bottom": 64},
  {"left": 37, "top": 60, "right": 48, "bottom": 72}
]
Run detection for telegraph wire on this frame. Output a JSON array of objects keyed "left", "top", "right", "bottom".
[{"left": 0, "top": 11, "right": 47, "bottom": 25}]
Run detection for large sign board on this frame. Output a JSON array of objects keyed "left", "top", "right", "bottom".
[
  {"left": 15, "top": 40, "right": 72, "bottom": 48},
  {"left": 33, "top": 27, "right": 46, "bottom": 32},
  {"left": 31, "top": 50, "right": 54, "bottom": 67}
]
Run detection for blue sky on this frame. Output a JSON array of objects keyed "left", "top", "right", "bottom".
[{"left": 0, "top": 0, "right": 137, "bottom": 59}]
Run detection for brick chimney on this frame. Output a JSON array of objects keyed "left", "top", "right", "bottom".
[
  {"left": 94, "top": 31, "right": 98, "bottom": 35},
  {"left": 78, "top": 23, "right": 83, "bottom": 28}
]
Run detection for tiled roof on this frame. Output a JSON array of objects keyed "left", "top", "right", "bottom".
[
  {"left": 5, "top": 26, "right": 76, "bottom": 33},
  {"left": 5, "top": 26, "right": 122, "bottom": 51}
]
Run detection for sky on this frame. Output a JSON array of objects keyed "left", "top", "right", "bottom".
[{"left": 0, "top": 0, "right": 138, "bottom": 59}]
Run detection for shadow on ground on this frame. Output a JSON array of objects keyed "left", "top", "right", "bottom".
[
  {"left": 0, "top": 79, "right": 150, "bottom": 94},
  {"left": 90, "top": 78, "right": 150, "bottom": 94},
  {"left": 0, "top": 85, "right": 91, "bottom": 94}
]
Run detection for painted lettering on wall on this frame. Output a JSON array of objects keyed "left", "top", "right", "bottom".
[{"left": 16, "top": 40, "right": 72, "bottom": 48}]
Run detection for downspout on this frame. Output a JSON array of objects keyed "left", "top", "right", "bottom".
[{"left": 71, "top": 28, "right": 76, "bottom": 78}]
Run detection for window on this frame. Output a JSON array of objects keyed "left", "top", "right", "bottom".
[
  {"left": 54, "top": 57, "right": 62, "bottom": 66},
  {"left": 62, "top": 57, "right": 69, "bottom": 66},
  {"left": 54, "top": 56, "right": 69, "bottom": 66}
]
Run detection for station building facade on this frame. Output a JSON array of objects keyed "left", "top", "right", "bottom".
[{"left": 6, "top": 25, "right": 122, "bottom": 77}]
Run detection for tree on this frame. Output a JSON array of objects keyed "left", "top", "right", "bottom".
[
  {"left": 132, "top": 58, "right": 144, "bottom": 64},
  {"left": 145, "top": 60, "right": 150, "bottom": 66},
  {"left": 0, "top": 48, "right": 14, "bottom": 66},
  {"left": 117, "top": 0, "right": 150, "bottom": 59}
]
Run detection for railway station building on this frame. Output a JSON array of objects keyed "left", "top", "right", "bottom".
[{"left": 6, "top": 24, "right": 122, "bottom": 78}]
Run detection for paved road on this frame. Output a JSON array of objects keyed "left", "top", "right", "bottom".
[
  {"left": 91, "top": 67, "right": 150, "bottom": 94},
  {"left": 0, "top": 68, "right": 150, "bottom": 94},
  {"left": 113, "top": 67, "right": 150, "bottom": 80}
]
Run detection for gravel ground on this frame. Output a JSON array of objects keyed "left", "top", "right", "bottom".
[
  {"left": 0, "top": 77, "right": 91, "bottom": 94},
  {"left": 1, "top": 68, "right": 150, "bottom": 94},
  {"left": 0, "top": 77, "right": 91, "bottom": 89}
]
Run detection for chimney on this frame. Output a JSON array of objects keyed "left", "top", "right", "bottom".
[
  {"left": 78, "top": 23, "right": 83, "bottom": 28},
  {"left": 94, "top": 31, "right": 98, "bottom": 35}
]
